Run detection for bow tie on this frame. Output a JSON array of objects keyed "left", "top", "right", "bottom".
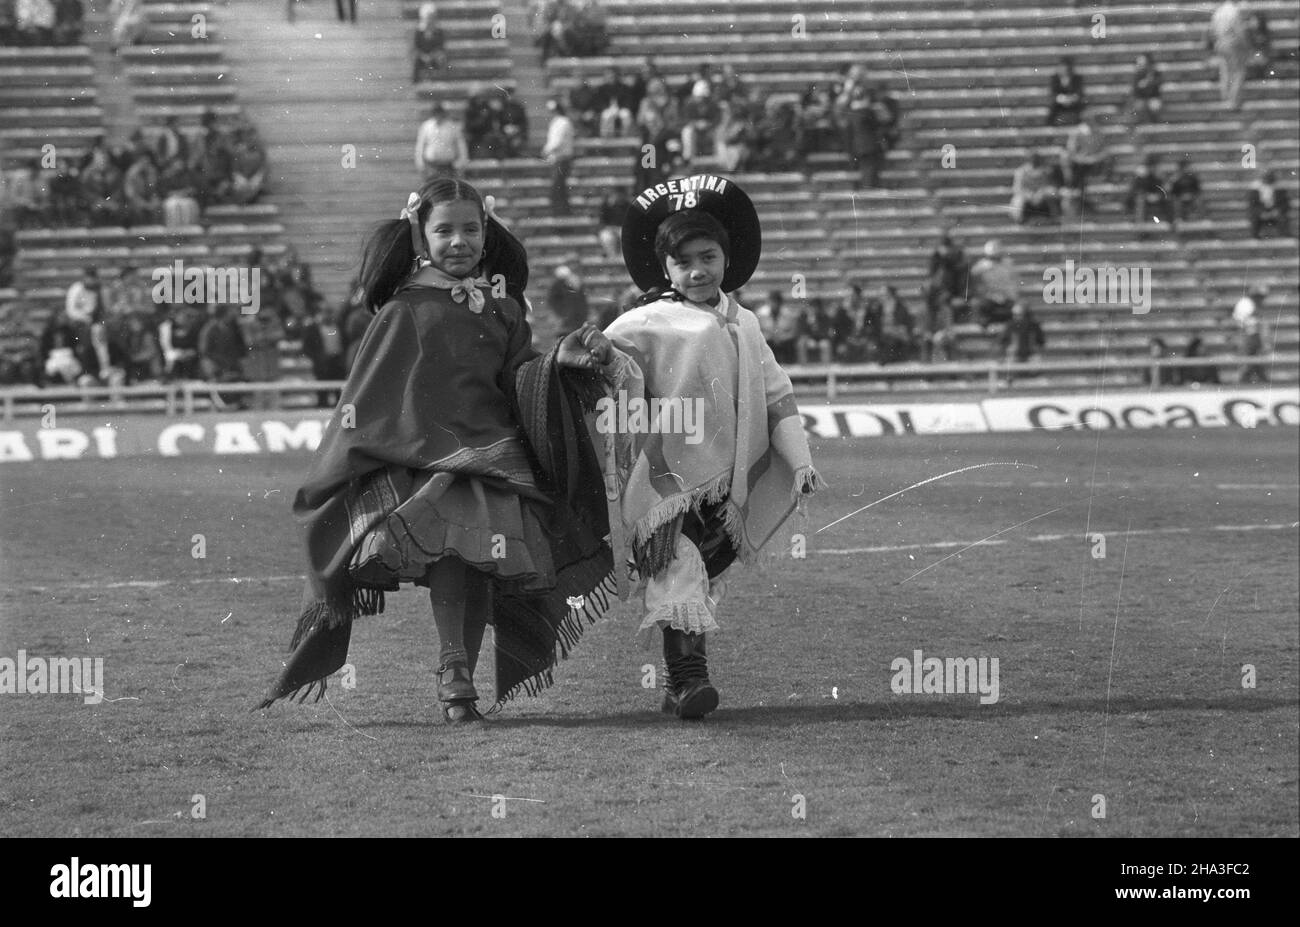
[{"left": 449, "top": 280, "right": 485, "bottom": 314}]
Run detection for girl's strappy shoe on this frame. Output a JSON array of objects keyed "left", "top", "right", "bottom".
[{"left": 437, "top": 659, "right": 483, "bottom": 726}]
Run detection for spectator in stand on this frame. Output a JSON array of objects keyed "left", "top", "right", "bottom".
[
  {"left": 796, "top": 298, "right": 834, "bottom": 365},
  {"left": 925, "top": 231, "right": 968, "bottom": 359},
  {"left": 637, "top": 77, "right": 680, "bottom": 134},
  {"left": 228, "top": 124, "right": 266, "bottom": 204},
  {"left": 199, "top": 303, "right": 247, "bottom": 382},
  {"left": 48, "top": 155, "right": 83, "bottom": 226},
  {"left": 838, "top": 66, "right": 885, "bottom": 187},
  {"left": 870, "top": 84, "right": 901, "bottom": 153},
  {"left": 412, "top": 2, "right": 448, "bottom": 83},
  {"left": 1059, "top": 113, "right": 1110, "bottom": 217},
  {"left": 999, "top": 301, "right": 1045, "bottom": 365},
  {"left": 680, "top": 81, "right": 720, "bottom": 165},
  {"left": 159, "top": 301, "right": 205, "bottom": 380},
  {"left": 754, "top": 99, "right": 803, "bottom": 172},
  {"left": 1245, "top": 6, "right": 1272, "bottom": 78},
  {"left": 542, "top": 98, "right": 576, "bottom": 215},
  {"left": 714, "top": 101, "right": 752, "bottom": 172},
  {"left": 122, "top": 150, "right": 161, "bottom": 225},
  {"left": 633, "top": 110, "right": 682, "bottom": 190},
  {"left": 239, "top": 304, "right": 285, "bottom": 406},
  {"left": 155, "top": 115, "right": 189, "bottom": 167},
  {"left": 1126, "top": 153, "right": 1173, "bottom": 231},
  {"left": 108, "top": 0, "right": 142, "bottom": 53},
  {"left": 832, "top": 281, "right": 871, "bottom": 362},
  {"left": 1010, "top": 150, "right": 1060, "bottom": 224},
  {"left": 570, "top": 0, "right": 607, "bottom": 56},
  {"left": 3, "top": 159, "right": 47, "bottom": 228},
  {"left": 969, "top": 239, "right": 1019, "bottom": 328},
  {"left": 0, "top": 301, "right": 41, "bottom": 386},
  {"left": 1141, "top": 337, "right": 1180, "bottom": 386},
  {"left": 1046, "top": 56, "right": 1085, "bottom": 126},
  {"left": 499, "top": 89, "right": 529, "bottom": 158},
  {"left": 1248, "top": 170, "right": 1291, "bottom": 238},
  {"left": 753, "top": 289, "right": 782, "bottom": 351},
  {"left": 116, "top": 311, "right": 162, "bottom": 383},
  {"left": 294, "top": 305, "right": 347, "bottom": 408},
  {"left": 596, "top": 67, "right": 626, "bottom": 138},
  {"left": 1183, "top": 330, "right": 1221, "bottom": 385},
  {"left": 545, "top": 264, "right": 587, "bottom": 331},
  {"left": 595, "top": 187, "right": 630, "bottom": 259},
  {"left": 16, "top": 0, "right": 54, "bottom": 44},
  {"left": 1231, "top": 286, "right": 1269, "bottom": 382},
  {"left": 613, "top": 66, "right": 647, "bottom": 134},
  {"left": 799, "top": 83, "right": 839, "bottom": 157},
  {"left": 1207, "top": 0, "right": 1251, "bottom": 109},
  {"left": 1171, "top": 159, "right": 1203, "bottom": 221},
  {"left": 1128, "top": 53, "right": 1164, "bottom": 125},
  {"left": 415, "top": 102, "right": 469, "bottom": 179},
  {"left": 65, "top": 266, "right": 99, "bottom": 325},
  {"left": 0, "top": 2, "right": 16, "bottom": 44},
  {"left": 873, "top": 286, "right": 916, "bottom": 364},
  {"left": 336, "top": 0, "right": 356, "bottom": 23},
  {"left": 534, "top": 0, "right": 576, "bottom": 62},
  {"left": 78, "top": 142, "right": 122, "bottom": 225},
  {"left": 41, "top": 315, "right": 86, "bottom": 386},
  {"left": 160, "top": 154, "right": 201, "bottom": 227},
  {"left": 769, "top": 298, "right": 804, "bottom": 364},
  {"left": 565, "top": 74, "right": 601, "bottom": 137},
  {"left": 52, "top": 0, "right": 81, "bottom": 44},
  {"left": 104, "top": 265, "right": 151, "bottom": 320},
  {"left": 194, "top": 113, "right": 234, "bottom": 206},
  {"left": 463, "top": 84, "right": 500, "bottom": 157}
]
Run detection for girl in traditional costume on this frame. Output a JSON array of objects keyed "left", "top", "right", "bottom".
[
  {"left": 601, "top": 173, "right": 826, "bottom": 720},
  {"left": 257, "top": 177, "right": 619, "bottom": 724}
]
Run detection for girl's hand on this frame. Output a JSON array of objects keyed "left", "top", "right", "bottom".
[{"left": 557, "top": 323, "right": 612, "bottom": 369}]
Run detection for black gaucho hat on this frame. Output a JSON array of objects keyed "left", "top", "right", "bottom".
[{"left": 620, "top": 173, "right": 761, "bottom": 293}]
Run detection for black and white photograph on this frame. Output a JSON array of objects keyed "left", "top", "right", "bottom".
[{"left": 1, "top": 0, "right": 1296, "bottom": 882}]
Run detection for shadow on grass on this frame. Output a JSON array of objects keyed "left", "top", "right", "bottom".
[{"left": 386, "top": 693, "right": 1299, "bottom": 730}]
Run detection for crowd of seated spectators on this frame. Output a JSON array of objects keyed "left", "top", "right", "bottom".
[
  {"left": 0, "top": 112, "right": 267, "bottom": 230},
  {"left": 0, "top": 249, "right": 356, "bottom": 404},
  {"left": 553, "top": 59, "right": 903, "bottom": 192}
]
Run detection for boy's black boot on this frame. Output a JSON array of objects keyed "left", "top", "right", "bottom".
[{"left": 662, "top": 628, "right": 719, "bottom": 720}]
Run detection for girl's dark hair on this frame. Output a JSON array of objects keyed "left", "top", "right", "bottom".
[
  {"left": 358, "top": 175, "right": 529, "bottom": 313},
  {"left": 652, "top": 209, "right": 730, "bottom": 272}
]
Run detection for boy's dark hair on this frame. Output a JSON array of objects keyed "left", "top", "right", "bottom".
[
  {"left": 358, "top": 176, "right": 529, "bottom": 313},
  {"left": 652, "top": 209, "right": 730, "bottom": 275}
]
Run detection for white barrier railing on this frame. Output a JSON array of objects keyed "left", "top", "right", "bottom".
[{"left": 1, "top": 354, "right": 1296, "bottom": 420}]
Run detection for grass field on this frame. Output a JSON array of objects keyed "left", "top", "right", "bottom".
[{"left": 1, "top": 426, "right": 1297, "bottom": 837}]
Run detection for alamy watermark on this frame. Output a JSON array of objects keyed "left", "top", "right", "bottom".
[
  {"left": 890, "top": 648, "right": 1000, "bottom": 705},
  {"left": 0, "top": 650, "right": 104, "bottom": 704},
  {"left": 151, "top": 260, "right": 261, "bottom": 314},
  {"left": 1042, "top": 259, "right": 1151, "bottom": 314},
  {"left": 594, "top": 389, "right": 706, "bottom": 445}
]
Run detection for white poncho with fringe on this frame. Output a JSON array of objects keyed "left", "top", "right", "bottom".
[{"left": 599, "top": 291, "right": 825, "bottom": 588}]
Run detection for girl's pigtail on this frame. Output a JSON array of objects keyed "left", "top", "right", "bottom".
[
  {"left": 483, "top": 215, "right": 530, "bottom": 308},
  {"left": 359, "top": 219, "right": 416, "bottom": 314}
]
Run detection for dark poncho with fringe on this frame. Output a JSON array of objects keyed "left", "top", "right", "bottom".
[{"left": 255, "top": 286, "right": 615, "bottom": 711}]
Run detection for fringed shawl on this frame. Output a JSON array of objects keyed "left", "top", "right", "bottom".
[
  {"left": 602, "top": 292, "right": 818, "bottom": 578},
  {"left": 256, "top": 285, "right": 614, "bottom": 710}
]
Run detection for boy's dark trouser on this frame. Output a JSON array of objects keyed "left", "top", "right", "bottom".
[{"left": 661, "top": 503, "right": 734, "bottom": 718}]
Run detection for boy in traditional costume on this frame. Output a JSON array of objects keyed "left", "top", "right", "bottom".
[
  {"left": 256, "top": 177, "right": 619, "bottom": 724},
  {"left": 599, "top": 173, "right": 826, "bottom": 720}
]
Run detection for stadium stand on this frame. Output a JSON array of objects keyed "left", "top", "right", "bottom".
[{"left": 1, "top": 0, "right": 1296, "bottom": 399}]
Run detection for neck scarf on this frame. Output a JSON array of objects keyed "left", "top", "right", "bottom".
[{"left": 412, "top": 264, "right": 486, "bottom": 313}]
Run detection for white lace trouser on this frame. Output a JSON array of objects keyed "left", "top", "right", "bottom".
[{"left": 636, "top": 533, "right": 731, "bottom": 645}]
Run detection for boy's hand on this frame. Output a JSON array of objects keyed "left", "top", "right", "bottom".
[{"left": 557, "top": 323, "right": 612, "bottom": 369}]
